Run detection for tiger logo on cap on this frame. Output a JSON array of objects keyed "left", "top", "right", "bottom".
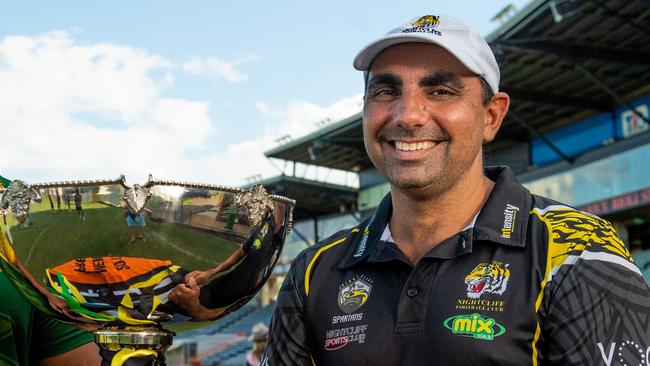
[{"left": 412, "top": 15, "right": 440, "bottom": 28}]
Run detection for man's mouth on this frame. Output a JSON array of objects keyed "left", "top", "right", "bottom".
[{"left": 392, "top": 140, "right": 436, "bottom": 152}]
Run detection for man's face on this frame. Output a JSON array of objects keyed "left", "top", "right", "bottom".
[{"left": 362, "top": 43, "right": 501, "bottom": 195}]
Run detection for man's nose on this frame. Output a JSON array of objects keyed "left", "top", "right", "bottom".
[{"left": 394, "top": 93, "right": 428, "bottom": 128}]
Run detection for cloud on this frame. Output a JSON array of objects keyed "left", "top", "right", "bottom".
[
  {"left": 157, "top": 95, "right": 365, "bottom": 187},
  {"left": 182, "top": 54, "right": 257, "bottom": 83},
  {"left": 0, "top": 31, "right": 216, "bottom": 184},
  {"left": 0, "top": 30, "right": 358, "bottom": 189},
  {"left": 177, "top": 92, "right": 362, "bottom": 187},
  {"left": 256, "top": 94, "right": 364, "bottom": 140},
  {"left": 253, "top": 95, "right": 363, "bottom": 186}
]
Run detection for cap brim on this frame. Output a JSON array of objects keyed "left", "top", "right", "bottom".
[{"left": 353, "top": 33, "right": 482, "bottom": 77}]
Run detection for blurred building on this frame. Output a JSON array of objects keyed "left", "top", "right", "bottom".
[{"left": 257, "top": 0, "right": 650, "bottom": 279}]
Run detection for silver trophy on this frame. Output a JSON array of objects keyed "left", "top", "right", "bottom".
[{"left": 0, "top": 176, "right": 294, "bottom": 366}]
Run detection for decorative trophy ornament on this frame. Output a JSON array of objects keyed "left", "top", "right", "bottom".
[{"left": 0, "top": 175, "right": 295, "bottom": 366}]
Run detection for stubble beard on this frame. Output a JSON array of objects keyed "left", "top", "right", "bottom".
[
  {"left": 381, "top": 158, "right": 452, "bottom": 197},
  {"left": 373, "top": 142, "right": 482, "bottom": 199}
]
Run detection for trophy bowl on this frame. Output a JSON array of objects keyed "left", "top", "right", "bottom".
[{"left": 0, "top": 176, "right": 294, "bottom": 365}]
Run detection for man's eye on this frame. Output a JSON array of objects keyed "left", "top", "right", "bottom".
[
  {"left": 430, "top": 89, "right": 454, "bottom": 96},
  {"left": 372, "top": 88, "right": 398, "bottom": 98}
]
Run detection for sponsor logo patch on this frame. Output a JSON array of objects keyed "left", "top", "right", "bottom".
[
  {"left": 253, "top": 238, "right": 262, "bottom": 249},
  {"left": 353, "top": 226, "right": 369, "bottom": 257},
  {"left": 338, "top": 275, "right": 373, "bottom": 314},
  {"left": 332, "top": 313, "right": 363, "bottom": 324},
  {"left": 324, "top": 325, "right": 368, "bottom": 351},
  {"left": 464, "top": 261, "right": 510, "bottom": 299},
  {"left": 455, "top": 299, "right": 505, "bottom": 313},
  {"left": 501, "top": 204, "right": 519, "bottom": 239},
  {"left": 443, "top": 313, "right": 506, "bottom": 341},
  {"left": 597, "top": 341, "right": 650, "bottom": 366}
]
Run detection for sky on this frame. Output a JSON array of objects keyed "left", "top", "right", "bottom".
[{"left": 0, "top": 1, "right": 532, "bottom": 187}]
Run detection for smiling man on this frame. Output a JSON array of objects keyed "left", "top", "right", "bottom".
[{"left": 264, "top": 14, "right": 650, "bottom": 365}]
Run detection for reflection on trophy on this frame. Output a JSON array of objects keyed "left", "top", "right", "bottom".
[{"left": 0, "top": 175, "right": 295, "bottom": 366}]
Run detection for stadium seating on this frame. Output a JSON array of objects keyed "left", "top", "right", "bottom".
[
  {"left": 193, "top": 303, "right": 274, "bottom": 365},
  {"left": 200, "top": 340, "right": 249, "bottom": 366}
]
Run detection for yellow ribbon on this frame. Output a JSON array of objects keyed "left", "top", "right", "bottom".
[
  {"left": 111, "top": 348, "right": 158, "bottom": 366},
  {"left": 0, "top": 221, "right": 15, "bottom": 263},
  {"left": 117, "top": 265, "right": 180, "bottom": 325},
  {"left": 44, "top": 263, "right": 181, "bottom": 325}
]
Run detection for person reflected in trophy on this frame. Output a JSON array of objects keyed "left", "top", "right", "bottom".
[
  {"left": 47, "top": 190, "right": 55, "bottom": 211},
  {"left": 123, "top": 207, "right": 151, "bottom": 244},
  {"left": 64, "top": 191, "right": 71, "bottom": 211},
  {"left": 56, "top": 189, "right": 62, "bottom": 211},
  {"left": 180, "top": 203, "right": 286, "bottom": 311},
  {"left": 74, "top": 188, "right": 85, "bottom": 220}
]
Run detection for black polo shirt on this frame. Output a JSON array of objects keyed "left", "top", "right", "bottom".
[{"left": 264, "top": 167, "right": 650, "bottom": 365}]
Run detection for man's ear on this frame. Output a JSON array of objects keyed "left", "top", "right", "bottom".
[{"left": 483, "top": 92, "right": 510, "bottom": 143}]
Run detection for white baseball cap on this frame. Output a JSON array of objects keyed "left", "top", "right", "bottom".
[{"left": 353, "top": 14, "right": 500, "bottom": 93}]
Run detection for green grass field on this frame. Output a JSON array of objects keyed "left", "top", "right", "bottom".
[{"left": 8, "top": 199, "right": 239, "bottom": 281}]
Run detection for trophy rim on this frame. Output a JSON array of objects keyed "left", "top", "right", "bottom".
[
  {"left": 95, "top": 328, "right": 175, "bottom": 347},
  {"left": 24, "top": 175, "right": 296, "bottom": 207},
  {"left": 1, "top": 175, "right": 296, "bottom": 233}
]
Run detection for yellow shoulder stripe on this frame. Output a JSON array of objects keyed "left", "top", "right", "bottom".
[
  {"left": 304, "top": 238, "right": 346, "bottom": 296},
  {"left": 304, "top": 228, "right": 360, "bottom": 297}
]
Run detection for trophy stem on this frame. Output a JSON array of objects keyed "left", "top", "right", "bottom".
[{"left": 95, "top": 327, "right": 175, "bottom": 366}]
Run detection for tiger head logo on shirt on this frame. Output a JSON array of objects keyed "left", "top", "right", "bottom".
[{"left": 464, "top": 261, "right": 510, "bottom": 299}]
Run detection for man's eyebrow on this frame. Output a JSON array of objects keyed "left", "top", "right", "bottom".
[
  {"left": 419, "top": 72, "right": 465, "bottom": 89},
  {"left": 367, "top": 73, "right": 402, "bottom": 90}
]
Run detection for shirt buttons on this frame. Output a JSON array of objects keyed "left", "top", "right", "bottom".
[{"left": 407, "top": 287, "right": 418, "bottom": 297}]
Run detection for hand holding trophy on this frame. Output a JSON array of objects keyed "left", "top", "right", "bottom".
[{"left": 0, "top": 176, "right": 295, "bottom": 366}]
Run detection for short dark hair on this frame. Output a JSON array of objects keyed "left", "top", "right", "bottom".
[
  {"left": 363, "top": 72, "right": 494, "bottom": 107},
  {"left": 479, "top": 76, "right": 494, "bottom": 107}
]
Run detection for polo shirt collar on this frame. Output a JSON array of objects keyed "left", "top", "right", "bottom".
[
  {"left": 340, "top": 193, "right": 392, "bottom": 268},
  {"left": 474, "top": 166, "right": 531, "bottom": 248},
  {"left": 340, "top": 166, "right": 531, "bottom": 269}
]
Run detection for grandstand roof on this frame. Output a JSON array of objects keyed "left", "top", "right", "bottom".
[
  {"left": 244, "top": 175, "right": 358, "bottom": 220},
  {"left": 265, "top": 112, "right": 370, "bottom": 172},
  {"left": 265, "top": 0, "right": 650, "bottom": 171},
  {"left": 489, "top": 0, "right": 650, "bottom": 148}
]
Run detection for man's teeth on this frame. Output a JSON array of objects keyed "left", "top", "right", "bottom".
[{"left": 394, "top": 141, "right": 433, "bottom": 151}]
